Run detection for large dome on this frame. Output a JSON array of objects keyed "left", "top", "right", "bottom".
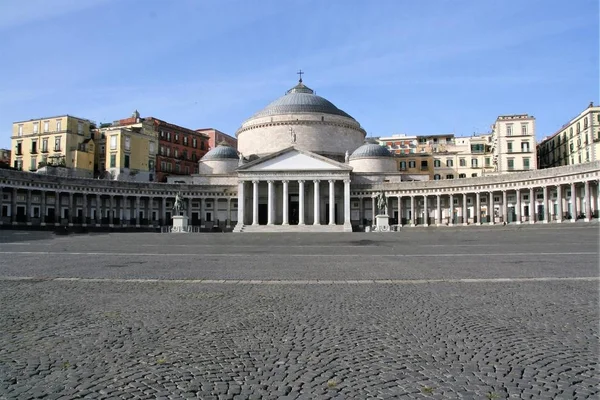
[
  {"left": 202, "top": 144, "right": 238, "bottom": 160},
  {"left": 251, "top": 82, "right": 354, "bottom": 119},
  {"left": 236, "top": 78, "right": 366, "bottom": 159}
]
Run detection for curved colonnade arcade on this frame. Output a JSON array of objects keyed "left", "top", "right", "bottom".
[{"left": 1, "top": 161, "right": 599, "bottom": 232}]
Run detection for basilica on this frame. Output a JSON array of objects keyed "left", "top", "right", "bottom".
[{"left": 0, "top": 79, "right": 599, "bottom": 232}]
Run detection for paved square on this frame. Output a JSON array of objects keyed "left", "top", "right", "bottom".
[{"left": 0, "top": 225, "right": 598, "bottom": 399}]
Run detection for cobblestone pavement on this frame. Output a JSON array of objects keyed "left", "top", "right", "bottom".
[{"left": 0, "top": 225, "right": 598, "bottom": 399}]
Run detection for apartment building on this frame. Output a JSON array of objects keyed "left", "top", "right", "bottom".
[
  {"left": 196, "top": 128, "right": 237, "bottom": 150},
  {"left": 490, "top": 114, "right": 537, "bottom": 173},
  {"left": 537, "top": 102, "right": 600, "bottom": 169},
  {"left": 11, "top": 115, "right": 96, "bottom": 177}
]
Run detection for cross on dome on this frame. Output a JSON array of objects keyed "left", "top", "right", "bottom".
[{"left": 297, "top": 69, "right": 304, "bottom": 83}]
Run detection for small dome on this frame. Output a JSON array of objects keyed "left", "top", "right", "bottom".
[
  {"left": 202, "top": 144, "right": 238, "bottom": 160},
  {"left": 350, "top": 143, "right": 392, "bottom": 159}
]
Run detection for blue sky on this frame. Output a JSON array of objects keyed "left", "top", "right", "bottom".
[{"left": 0, "top": 0, "right": 597, "bottom": 149}]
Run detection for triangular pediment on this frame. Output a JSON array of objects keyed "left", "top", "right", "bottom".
[{"left": 237, "top": 147, "right": 351, "bottom": 172}]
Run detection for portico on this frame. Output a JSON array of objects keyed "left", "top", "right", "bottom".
[{"left": 235, "top": 147, "right": 352, "bottom": 232}]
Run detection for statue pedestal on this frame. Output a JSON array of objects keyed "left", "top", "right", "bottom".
[
  {"left": 172, "top": 215, "right": 189, "bottom": 233},
  {"left": 374, "top": 214, "right": 390, "bottom": 232}
]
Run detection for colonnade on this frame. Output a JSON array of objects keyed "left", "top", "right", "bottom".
[
  {"left": 0, "top": 187, "right": 236, "bottom": 228},
  {"left": 237, "top": 178, "right": 351, "bottom": 226},
  {"left": 354, "top": 180, "right": 599, "bottom": 227}
]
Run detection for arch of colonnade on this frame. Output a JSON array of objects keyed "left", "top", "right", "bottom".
[{"left": 0, "top": 161, "right": 599, "bottom": 230}]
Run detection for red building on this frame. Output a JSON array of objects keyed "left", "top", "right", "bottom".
[
  {"left": 150, "top": 118, "right": 210, "bottom": 182},
  {"left": 196, "top": 128, "right": 237, "bottom": 150}
]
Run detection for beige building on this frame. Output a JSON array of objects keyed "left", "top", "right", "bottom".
[
  {"left": 10, "top": 115, "right": 96, "bottom": 178},
  {"left": 537, "top": 102, "right": 600, "bottom": 169},
  {"left": 432, "top": 134, "right": 495, "bottom": 180},
  {"left": 96, "top": 116, "right": 157, "bottom": 181},
  {"left": 490, "top": 114, "right": 537, "bottom": 173}
]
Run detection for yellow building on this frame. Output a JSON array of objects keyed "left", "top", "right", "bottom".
[
  {"left": 396, "top": 153, "right": 434, "bottom": 179},
  {"left": 537, "top": 102, "right": 600, "bottom": 168},
  {"left": 97, "top": 124, "right": 157, "bottom": 181},
  {"left": 11, "top": 115, "right": 95, "bottom": 177}
]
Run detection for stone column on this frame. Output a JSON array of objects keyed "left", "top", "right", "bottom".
[
  {"left": 82, "top": 193, "right": 87, "bottom": 225},
  {"left": 313, "top": 180, "right": 321, "bottom": 225},
  {"left": 449, "top": 194, "right": 454, "bottom": 226},
  {"left": 397, "top": 196, "right": 402, "bottom": 226},
  {"left": 227, "top": 198, "right": 232, "bottom": 228},
  {"left": 237, "top": 181, "right": 245, "bottom": 226},
  {"left": 529, "top": 187, "right": 535, "bottom": 224},
  {"left": 501, "top": 190, "right": 507, "bottom": 224},
  {"left": 161, "top": 197, "right": 166, "bottom": 225},
  {"left": 298, "top": 180, "right": 305, "bottom": 225},
  {"left": 11, "top": 188, "right": 18, "bottom": 224},
  {"left": 25, "top": 189, "right": 32, "bottom": 224},
  {"left": 252, "top": 180, "right": 259, "bottom": 225},
  {"left": 542, "top": 186, "right": 549, "bottom": 223},
  {"left": 410, "top": 195, "right": 416, "bottom": 226},
  {"left": 200, "top": 198, "right": 206, "bottom": 227},
  {"left": 423, "top": 195, "right": 428, "bottom": 227},
  {"left": 556, "top": 184, "right": 562, "bottom": 223},
  {"left": 475, "top": 192, "right": 481, "bottom": 225},
  {"left": 584, "top": 180, "right": 591, "bottom": 222},
  {"left": 282, "top": 180, "right": 289, "bottom": 225},
  {"left": 328, "top": 180, "right": 335, "bottom": 225},
  {"left": 109, "top": 195, "right": 115, "bottom": 225},
  {"left": 68, "top": 192, "right": 74, "bottom": 224},
  {"left": 462, "top": 193, "right": 468, "bottom": 226},
  {"left": 267, "top": 180, "right": 274, "bottom": 225},
  {"left": 135, "top": 196, "right": 141, "bottom": 226},
  {"left": 571, "top": 183, "right": 577, "bottom": 222},
  {"left": 187, "top": 198, "right": 192, "bottom": 221},
  {"left": 436, "top": 195, "right": 441, "bottom": 226},
  {"left": 41, "top": 190, "right": 47, "bottom": 224},
  {"left": 360, "top": 196, "right": 366, "bottom": 227},
  {"left": 515, "top": 189, "right": 521, "bottom": 224},
  {"left": 487, "top": 191, "right": 493, "bottom": 225},
  {"left": 96, "top": 194, "right": 101, "bottom": 225},
  {"left": 343, "top": 179, "right": 351, "bottom": 230}
]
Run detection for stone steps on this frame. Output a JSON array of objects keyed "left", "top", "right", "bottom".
[{"left": 234, "top": 224, "right": 346, "bottom": 233}]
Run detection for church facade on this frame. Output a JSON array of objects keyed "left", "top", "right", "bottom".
[{"left": 1, "top": 79, "right": 600, "bottom": 231}]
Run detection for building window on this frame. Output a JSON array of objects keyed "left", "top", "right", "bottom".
[
  {"left": 485, "top": 157, "right": 490, "bottom": 167},
  {"left": 446, "top": 159, "right": 453, "bottom": 167},
  {"left": 149, "top": 142, "right": 155, "bottom": 154},
  {"left": 408, "top": 160, "right": 416, "bottom": 168},
  {"left": 174, "top": 149, "right": 179, "bottom": 158},
  {"left": 160, "top": 130, "right": 165, "bottom": 138},
  {"left": 434, "top": 174, "right": 441, "bottom": 180},
  {"left": 42, "top": 139, "right": 48, "bottom": 152},
  {"left": 183, "top": 136, "right": 188, "bottom": 146},
  {"left": 54, "top": 137, "right": 61, "bottom": 151},
  {"left": 569, "top": 127, "right": 573, "bottom": 138},
  {"left": 77, "top": 121, "right": 83, "bottom": 135},
  {"left": 507, "top": 142, "right": 513, "bottom": 153},
  {"left": 149, "top": 160, "right": 155, "bottom": 170},
  {"left": 459, "top": 158, "right": 466, "bottom": 167},
  {"left": 521, "top": 124, "right": 527, "bottom": 135},
  {"left": 43, "top": 121, "right": 49, "bottom": 133},
  {"left": 124, "top": 154, "right": 130, "bottom": 168},
  {"left": 200, "top": 141, "right": 205, "bottom": 150},
  {"left": 494, "top": 196, "right": 500, "bottom": 203},
  {"left": 175, "top": 134, "right": 179, "bottom": 142},
  {"left": 576, "top": 122, "right": 580, "bottom": 133},
  {"left": 420, "top": 160, "right": 428, "bottom": 170},
  {"left": 471, "top": 173, "right": 477, "bottom": 177},
  {"left": 30, "top": 156, "right": 37, "bottom": 170},
  {"left": 125, "top": 136, "right": 131, "bottom": 151},
  {"left": 33, "top": 122, "right": 39, "bottom": 134},
  {"left": 399, "top": 161, "right": 406, "bottom": 170},
  {"left": 160, "top": 146, "right": 165, "bottom": 156},
  {"left": 458, "top": 173, "right": 466, "bottom": 178},
  {"left": 110, "top": 135, "right": 117, "bottom": 150},
  {"left": 185, "top": 166, "right": 190, "bottom": 174},
  {"left": 521, "top": 142, "right": 529, "bottom": 152},
  {"left": 167, "top": 132, "right": 171, "bottom": 141},
  {"left": 434, "top": 159, "right": 441, "bottom": 167},
  {"left": 507, "top": 159, "right": 514, "bottom": 170},
  {"left": 160, "top": 161, "right": 166, "bottom": 171},
  {"left": 18, "top": 124, "right": 23, "bottom": 136},
  {"left": 471, "top": 159, "right": 477, "bottom": 168},
  {"left": 523, "top": 158, "right": 530, "bottom": 170},
  {"left": 506, "top": 124, "right": 512, "bottom": 136},
  {"left": 446, "top": 174, "right": 454, "bottom": 179},
  {"left": 193, "top": 138, "right": 197, "bottom": 148},
  {"left": 584, "top": 118, "right": 588, "bottom": 129},
  {"left": 110, "top": 154, "right": 116, "bottom": 168},
  {"left": 31, "top": 140, "right": 37, "bottom": 153},
  {"left": 56, "top": 120, "right": 61, "bottom": 132}
]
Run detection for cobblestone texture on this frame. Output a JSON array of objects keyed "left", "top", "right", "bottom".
[{"left": 0, "top": 225, "right": 597, "bottom": 399}]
